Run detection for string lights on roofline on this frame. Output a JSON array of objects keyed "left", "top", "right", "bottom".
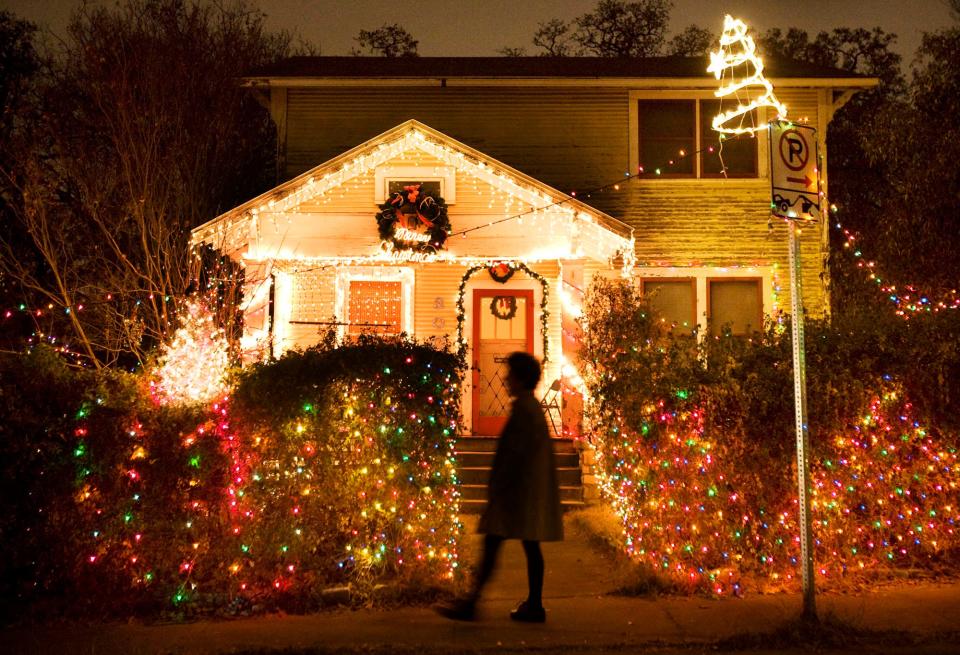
[{"left": 191, "top": 128, "right": 634, "bottom": 256}]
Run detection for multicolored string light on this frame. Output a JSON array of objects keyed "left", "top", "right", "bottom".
[
  {"left": 590, "top": 385, "right": 959, "bottom": 594},
  {"left": 69, "top": 342, "right": 463, "bottom": 610},
  {"left": 831, "top": 206, "right": 959, "bottom": 318}
]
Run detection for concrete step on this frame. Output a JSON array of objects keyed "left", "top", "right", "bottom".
[
  {"left": 458, "top": 484, "right": 584, "bottom": 504},
  {"left": 457, "top": 466, "right": 582, "bottom": 487},
  {"left": 458, "top": 493, "right": 586, "bottom": 514},
  {"left": 456, "top": 450, "right": 581, "bottom": 469},
  {"left": 454, "top": 436, "right": 587, "bottom": 514},
  {"left": 456, "top": 436, "right": 578, "bottom": 454}
]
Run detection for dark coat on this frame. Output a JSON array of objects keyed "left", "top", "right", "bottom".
[{"left": 477, "top": 391, "right": 564, "bottom": 541}]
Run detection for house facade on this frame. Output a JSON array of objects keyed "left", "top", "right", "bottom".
[{"left": 191, "top": 56, "right": 875, "bottom": 438}]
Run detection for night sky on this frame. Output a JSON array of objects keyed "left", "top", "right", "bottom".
[{"left": 2, "top": 0, "right": 955, "bottom": 63}]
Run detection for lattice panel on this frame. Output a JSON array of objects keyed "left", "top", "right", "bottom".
[{"left": 289, "top": 269, "right": 336, "bottom": 324}]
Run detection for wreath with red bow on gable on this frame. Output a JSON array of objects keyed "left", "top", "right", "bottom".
[{"left": 376, "top": 183, "right": 451, "bottom": 254}]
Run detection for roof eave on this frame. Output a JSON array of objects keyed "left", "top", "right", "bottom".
[{"left": 244, "top": 76, "right": 879, "bottom": 89}]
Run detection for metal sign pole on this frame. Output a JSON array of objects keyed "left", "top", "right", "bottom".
[{"left": 788, "top": 223, "right": 816, "bottom": 620}]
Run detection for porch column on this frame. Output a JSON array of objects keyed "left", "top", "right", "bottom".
[
  {"left": 239, "top": 262, "right": 271, "bottom": 364},
  {"left": 560, "top": 260, "right": 585, "bottom": 439}
]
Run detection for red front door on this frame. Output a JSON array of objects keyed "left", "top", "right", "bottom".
[{"left": 471, "top": 289, "right": 535, "bottom": 435}]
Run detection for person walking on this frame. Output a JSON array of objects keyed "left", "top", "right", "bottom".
[{"left": 437, "top": 351, "right": 563, "bottom": 622}]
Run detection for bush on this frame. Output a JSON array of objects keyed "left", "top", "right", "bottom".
[
  {"left": 0, "top": 335, "right": 465, "bottom": 621},
  {"left": 579, "top": 278, "right": 960, "bottom": 594}
]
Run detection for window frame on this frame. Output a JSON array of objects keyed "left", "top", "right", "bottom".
[
  {"left": 698, "top": 99, "right": 760, "bottom": 179},
  {"left": 640, "top": 277, "right": 698, "bottom": 334},
  {"left": 634, "top": 267, "right": 775, "bottom": 341},
  {"left": 636, "top": 100, "right": 697, "bottom": 179},
  {"left": 629, "top": 91, "right": 769, "bottom": 181},
  {"left": 374, "top": 165, "right": 456, "bottom": 204},
  {"left": 706, "top": 276, "right": 765, "bottom": 337},
  {"left": 334, "top": 266, "right": 415, "bottom": 340}
]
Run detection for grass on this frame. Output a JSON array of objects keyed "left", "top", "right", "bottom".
[{"left": 566, "top": 505, "right": 680, "bottom": 597}]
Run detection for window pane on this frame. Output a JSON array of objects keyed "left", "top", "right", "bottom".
[
  {"left": 638, "top": 100, "right": 695, "bottom": 176},
  {"left": 348, "top": 281, "right": 402, "bottom": 334},
  {"left": 642, "top": 279, "right": 696, "bottom": 334},
  {"left": 709, "top": 279, "right": 762, "bottom": 336},
  {"left": 387, "top": 180, "right": 442, "bottom": 198},
  {"left": 700, "top": 100, "right": 758, "bottom": 177}
]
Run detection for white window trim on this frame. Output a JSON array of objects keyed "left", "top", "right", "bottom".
[
  {"left": 335, "top": 266, "right": 415, "bottom": 340},
  {"left": 374, "top": 165, "right": 456, "bottom": 204},
  {"left": 636, "top": 265, "right": 776, "bottom": 338},
  {"left": 627, "top": 91, "right": 771, "bottom": 182}
]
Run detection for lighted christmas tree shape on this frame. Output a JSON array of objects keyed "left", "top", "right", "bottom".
[
  {"left": 707, "top": 15, "right": 787, "bottom": 134},
  {"left": 152, "top": 300, "right": 230, "bottom": 405}
]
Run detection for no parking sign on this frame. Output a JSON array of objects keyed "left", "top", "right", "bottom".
[{"left": 769, "top": 120, "right": 821, "bottom": 221}]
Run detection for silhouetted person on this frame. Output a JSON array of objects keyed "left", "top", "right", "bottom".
[{"left": 437, "top": 351, "right": 563, "bottom": 622}]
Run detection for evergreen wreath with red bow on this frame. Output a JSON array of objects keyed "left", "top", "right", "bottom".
[{"left": 376, "top": 183, "right": 451, "bottom": 254}]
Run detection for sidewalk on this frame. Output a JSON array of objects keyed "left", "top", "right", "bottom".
[{"left": 6, "top": 516, "right": 960, "bottom": 654}]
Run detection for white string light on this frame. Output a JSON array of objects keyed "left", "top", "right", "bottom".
[
  {"left": 708, "top": 15, "right": 788, "bottom": 134},
  {"left": 191, "top": 122, "right": 635, "bottom": 270}
]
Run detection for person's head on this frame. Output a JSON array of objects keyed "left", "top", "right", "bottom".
[{"left": 506, "top": 351, "right": 541, "bottom": 395}]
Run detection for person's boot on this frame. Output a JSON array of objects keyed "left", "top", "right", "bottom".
[
  {"left": 509, "top": 600, "right": 546, "bottom": 623},
  {"left": 434, "top": 596, "right": 477, "bottom": 621}
]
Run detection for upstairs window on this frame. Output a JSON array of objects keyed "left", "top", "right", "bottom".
[
  {"left": 699, "top": 100, "right": 758, "bottom": 177},
  {"left": 637, "top": 99, "right": 758, "bottom": 178},
  {"left": 638, "top": 101, "right": 695, "bottom": 177}
]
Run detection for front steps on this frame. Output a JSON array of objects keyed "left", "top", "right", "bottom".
[{"left": 455, "top": 436, "right": 586, "bottom": 513}]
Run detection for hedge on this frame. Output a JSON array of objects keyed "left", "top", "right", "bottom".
[
  {"left": 580, "top": 278, "right": 960, "bottom": 594},
  {"left": 0, "top": 335, "right": 464, "bottom": 621}
]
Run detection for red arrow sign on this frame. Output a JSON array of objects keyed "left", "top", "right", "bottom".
[{"left": 786, "top": 174, "right": 815, "bottom": 188}]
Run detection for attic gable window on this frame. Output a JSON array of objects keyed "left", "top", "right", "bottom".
[
  {"left": 375, "top": 166, "right": 456, "bottom": 204},
  {"left": 637, "top": 99, "right": 758, "bottom": 178}
]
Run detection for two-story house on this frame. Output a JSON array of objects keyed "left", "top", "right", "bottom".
[{"left": 191, "top": 56, "right": 875, "bottom": 441}]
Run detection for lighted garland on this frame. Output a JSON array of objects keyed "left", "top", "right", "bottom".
[
  {"left": 375, "top": 183, "right": 451, "bottom": 254},
  {"left": 455, "top": 262, "right": 550, "bottom": 362}
]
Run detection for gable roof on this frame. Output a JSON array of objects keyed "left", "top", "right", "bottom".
[
  {"left": 245, "top": 56, "right": 877, "bottom": 87},
  {"left": 191, "top": 119, "right": 635, "bottom": 265}
]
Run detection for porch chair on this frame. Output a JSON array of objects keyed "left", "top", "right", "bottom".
[{"left": 540, "top": 378, "right": 562, "bottom": 438}]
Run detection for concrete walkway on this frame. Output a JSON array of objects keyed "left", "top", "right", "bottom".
[{"left": 5, "top": 516, "right": 960, "bottom": 654}]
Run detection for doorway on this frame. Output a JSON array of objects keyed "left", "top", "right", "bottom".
[{"left": 471, "top": 288, "right": 535, "bottom": 435}]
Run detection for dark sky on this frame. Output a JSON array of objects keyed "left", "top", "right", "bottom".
[{"left": 3, "top": 0, "right": 955, "bottom": 63}]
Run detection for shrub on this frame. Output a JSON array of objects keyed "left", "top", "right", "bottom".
[
  {"left": 579, "top": 278, "right": 960, "bottom": 594},
  {"left": 0, "top": 335, "right": 465, "bottom": 621}
]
